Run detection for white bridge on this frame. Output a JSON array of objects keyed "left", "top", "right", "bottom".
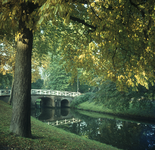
[
  {"left": 0, "top": 89, "right": 81, "bottom": 97},
  {"left": 0, "top": 89, "right": 81, "bottom": 107}
]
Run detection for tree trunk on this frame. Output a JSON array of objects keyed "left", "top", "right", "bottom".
[
  {"left": 72, "top": 79, "right": 77, "bottom": 92},
  {"left": 10, "top": 13, "right": 33, "bottom": 137},
  {"left": 8, "top": 79, "right": 14, "bottom": 105}
]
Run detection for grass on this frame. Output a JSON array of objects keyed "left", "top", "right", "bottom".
[
  {"left": 77, "top": 101, "right": 155, "bottom": 120},
  {"left": 0, "top": 100, "right": 120, "bottom": 150},
  {"left": 77, "top": 101, "right": 115, "bottom": 113}
]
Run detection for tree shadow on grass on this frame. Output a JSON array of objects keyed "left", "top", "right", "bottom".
[
  {"left": 31, "top": 135, "right": 44, "bottom": 139},
  {"left": 8, "top": 132, "right": 44, "bottom": 140}
]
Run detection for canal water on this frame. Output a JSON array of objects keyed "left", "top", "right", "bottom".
[{"left": 31, "top": 107, "right": 155, "bottom": 150}]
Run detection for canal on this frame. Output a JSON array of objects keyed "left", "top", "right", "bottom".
[{"left": 31, "top": 107, "right": 155, "bottom": 150}]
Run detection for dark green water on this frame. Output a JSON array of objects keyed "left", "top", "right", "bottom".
[{"left": 31, "top": 107, "right": 155, "bottom": 150}]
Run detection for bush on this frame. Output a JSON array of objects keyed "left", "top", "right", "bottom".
[
  {"left": 93, "top": 80, "right": 153, "bottom": 111},
  {"left": 71, "top": 92, "right": 94, "bottom": 108}
]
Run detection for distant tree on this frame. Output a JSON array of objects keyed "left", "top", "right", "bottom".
[
  {"left": 0, "top": 73, "right": 12, "bottom": 89},
  {"left": 43, "top": 53, "right": 94, "bottom": 92},
  {"left": 43, "top": 54, "right": 71, "bottom": 91},
  {"left": 31, "top": 79, "right": 43, "bottom": 89}
]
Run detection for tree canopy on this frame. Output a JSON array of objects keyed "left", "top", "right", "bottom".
[
  {"left": 1, "top": 0, "right": 155, "bottom": 90},
  {"left": 57, "top": 0, "right": 155, "bottom": 91}
]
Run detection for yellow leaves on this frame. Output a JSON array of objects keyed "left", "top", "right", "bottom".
[
  {"left": 79, "top": 54, "right": 85, "bottom": 60},
  {"left": 12, "top": 9, "right": 17, "bottom": 16},
  {"left": 133, "top": 70, "right": 149, "bottom": 89},
  {"left": 116, "top": 15, "right": 120, "bottom": 19},
  {"left": 107, "top": 71, "right": 115, "bottom": 80},
  {"left": 95, "top": 0, "right": 100, "bottom": 2},
  {"left": 118, "top": 75, "right": 125, "bottom": 80},
  {"left": 138, "top": 5, "right": 145, "bottom": 9},
  {"left": 0, "top": 40, "right": 16, "bottom": 76},
  {"left": 15, "top": 32, "right": 21, "bottom": 42},
  {"left": 91, "top": 2, "right": 95, "bottom": 7},
  {"left": 89, "top": 42, "right": 95, "bottom": 51},
  {"left": 2, "top": 69, "right": 6, "bottom": 75},
  {"left": 145, "top": 46, "right": 150, "bottom": 53},
  {"left": 142, "top": 71, "right": 146, "bottom": 77},
  {"left": 134, "top": 33, "right": 137, "bottom": 37},
  {"left": 126, "top": 78, "right": 135, "bottom": 87},
  {"left": 64, "top": 13, "right": 70, "bottom": 25},
  {"left": 119, "top": 0, "right": 122, "bottom": 3}
]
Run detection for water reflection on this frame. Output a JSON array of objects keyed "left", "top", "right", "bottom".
[
  {"left": 31, "top": 107, "right": 73, "bottom": 121},
  {"left": 31, "top": 108, "right": 155, "bottom": 150}
]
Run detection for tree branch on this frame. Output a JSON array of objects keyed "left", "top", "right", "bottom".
[
  {"left": 129, "top": 0, "right": 145, "bottom": 18},
  {"left": 65, "top": 0, "right": 89, "bottom": 4},
  {"left": 70, "top": 16, "right": 96, "bottom": 30},
  {"left": 90, "top": 6, "right": 102, "bottom": 21}
]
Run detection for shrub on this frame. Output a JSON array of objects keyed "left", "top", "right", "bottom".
[{"left": 71, "top": 92, "right": 94, "bottom": 108}]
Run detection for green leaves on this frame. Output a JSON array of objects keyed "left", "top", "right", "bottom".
[
  {"left": 40, "top": 3, "right": 49, "bottom": 11},
  {"left": 2, "top": 0, "right": 8, "bottom": 4},
  {"left": 71, "top": 92, "right": 94, "bottom": 107},
  {"left": 1, "top": 0, "right": 155, "bottom": 90},
  {"left": 42, "top": 54, "right": 71, "bottom": 91},
  {"left": 38, "top": 16, "right": 44, "bottom": 25}
]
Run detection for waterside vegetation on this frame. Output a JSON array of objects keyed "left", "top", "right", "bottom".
[
  {"left": 76, "top": 101, "right": 155, "bottom": 121},
  {"left": 71, "top": 84, "right": 155, "bottom": 121}
]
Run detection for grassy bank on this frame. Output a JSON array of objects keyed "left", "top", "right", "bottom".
[
  {"left": 0, "top": 100, "right": 119, "bottom": 150},
  {"left": 77, "top": 101, "right": 155, "bottom": 121}
]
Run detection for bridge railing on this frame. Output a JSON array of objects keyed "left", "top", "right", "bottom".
[
  {"left": 31, "top": 89, "right": 81, "bottom": 97},
  {"left": 0, "top": 89, "right": 81, "bottom": 97},
  {"left": 0, "top": 89, "right": 11, "bottom": 96}
]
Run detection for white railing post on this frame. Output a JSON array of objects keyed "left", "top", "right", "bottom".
[{"left": 72, "top": 92, "right": 75, "bottom": 97}]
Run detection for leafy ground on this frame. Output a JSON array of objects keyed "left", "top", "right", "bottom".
[
  {"left": 0, "top": 100, "right": 120, "bottom": 150},
  {"left": 77, "top": 101, "right": 155, "bottom": 121}
]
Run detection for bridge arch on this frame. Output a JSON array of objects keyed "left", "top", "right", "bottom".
[
  {"left": 61, "top": 99, "right": 70, "bottom": 108},
  {"left": 31, "top": 96, "right": 55, "bottom": 108},
  {"left": 40, "top": 97, "right": 55, "bottom": 108}
]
